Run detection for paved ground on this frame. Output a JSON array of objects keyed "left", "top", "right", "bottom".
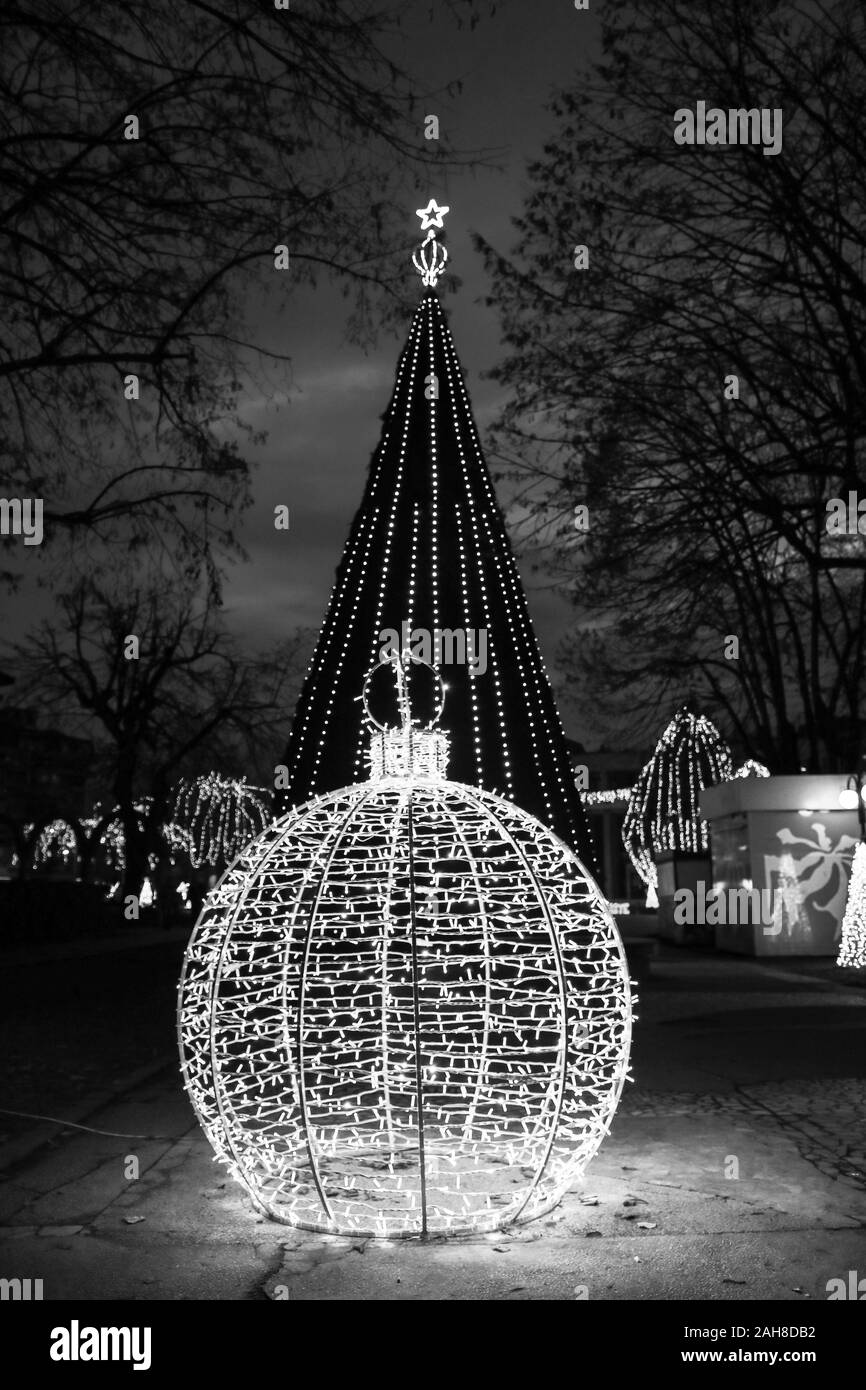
[
  {"left": 0, "top": 929, "right": 188, "bottom": 1151},
  {"left": 0, "top": 947, "right": 864, "bottom": 1301}
]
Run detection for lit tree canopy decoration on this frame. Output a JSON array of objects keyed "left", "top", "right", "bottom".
[
  {"left": 25, "top": 806, "right": 171, "bottom": 877},
  {"left": 179, "top": 652, "right": 632, "bottom": 1238},
  {"left": 838, "top": 841, "right": 866, "bottom": 970},
  {"left": 20, "top": 783, "right": 268, "bottom": 884},
  {"left": 173, "top": 775, "right": 272, "bottom": 869},
  {"left": 622, "top": 706, "right": 732, "bottom": 895}
]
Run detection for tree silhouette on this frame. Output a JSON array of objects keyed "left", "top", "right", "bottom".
[
  {"left": 4, "top": 570, "right": 307, "bottom": 901},
  {"left": 477, "top": 0, "right": 866, "bottom": 770},
  {"left": 1, "top": 0, "right": 487, "bottom": 564}
]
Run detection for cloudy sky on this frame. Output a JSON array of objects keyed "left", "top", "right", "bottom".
[
  {"left": 221, "top": 0, "right": 603, "bottom": 743},
  {"left": 2, "top": 3, "right": 605, "bottom": 747}
]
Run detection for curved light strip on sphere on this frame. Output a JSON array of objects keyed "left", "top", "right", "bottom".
[{"left": 179, "top": 718, "right": 632, "bottom": 1238}]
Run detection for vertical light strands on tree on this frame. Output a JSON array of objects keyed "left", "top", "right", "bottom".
[
  {"left": 622, "top": 706, "right": 732, "bottom": 901},
  {"left": 838, "top": 841, "right": 866, "bottom": 969},
  {"left": 179, "top": 653, "right": 632, "bottom": 1238},
  {"left": 278, "top": 204, "right": 596, "bottom": 868}
]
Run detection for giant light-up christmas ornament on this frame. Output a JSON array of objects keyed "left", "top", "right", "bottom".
[{"left": 179, "top": 651, "right": 632, "bottom": 1238}]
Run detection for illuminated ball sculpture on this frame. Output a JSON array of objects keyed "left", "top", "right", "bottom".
[{"left": 179, "top": 656, "right": 632, "bottom": 1237}]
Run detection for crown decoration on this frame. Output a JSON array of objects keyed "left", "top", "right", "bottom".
[
  {"left": 413, "top": 199, "right": 450, "bottom": 288},
  {"left": 361, "top": 641, "right": 449, "bottom": 780}
]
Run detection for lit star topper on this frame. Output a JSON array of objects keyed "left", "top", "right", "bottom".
[{"left": 415, "top": 199, "right": 450, "bottom": 230}]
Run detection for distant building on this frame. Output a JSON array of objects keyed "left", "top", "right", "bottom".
[{"left": 0, "top": 689, "right": 93, "bottom": 825}]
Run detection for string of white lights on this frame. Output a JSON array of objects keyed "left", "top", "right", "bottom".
[
  {"left": 293, "top": 302, "right": 423, "bottom": 790},
  {"left": 436, "top": 294, "right": 579, "bottom": 833},
  {"left": 351, "top": 303, "right": 421, "bottom": 781},
  {"left": 454, "top": 502, "right": 485, "bottom": 786},
  {"left": 583, "top": 788, "right": 633, "bottom": 807},
  {"left": 439, "top": 308, "right": 511, "bottom": 798}
]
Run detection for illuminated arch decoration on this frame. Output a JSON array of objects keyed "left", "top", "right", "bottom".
[
  {"left": 30, "top": 818, "right": 82, "bottom": 872},
  {"left": 179, "top": 654, "right": 632, "bottom": 1238}
]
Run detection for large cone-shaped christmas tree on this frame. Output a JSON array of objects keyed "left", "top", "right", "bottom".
[{"left": 279, "top": 203, "right": 594, "bottom": 864}]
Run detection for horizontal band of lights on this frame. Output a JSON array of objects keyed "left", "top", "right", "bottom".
[
  {"left": 838, "top": 841, "right": 866, "bottom": 969},
  {"left": 622, "top": 708, "right": 732, "bottom": 892},
  {"left": 583, "top": 788, "right": 633, "bottom": 807},
  {"left": 580, "top": 765, "right": 765, "bottom": 813},
  {"left": 179, "top": 730, "right": 632, "bottom": 1238}
]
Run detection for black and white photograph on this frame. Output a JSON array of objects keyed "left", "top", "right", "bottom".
[{"left": 0, "top": 0, "right": 864, "bottom": 1359}]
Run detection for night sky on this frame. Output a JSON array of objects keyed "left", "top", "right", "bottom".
[{"left": 220, "top": 1, "right": 603, "bottom": 743}]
